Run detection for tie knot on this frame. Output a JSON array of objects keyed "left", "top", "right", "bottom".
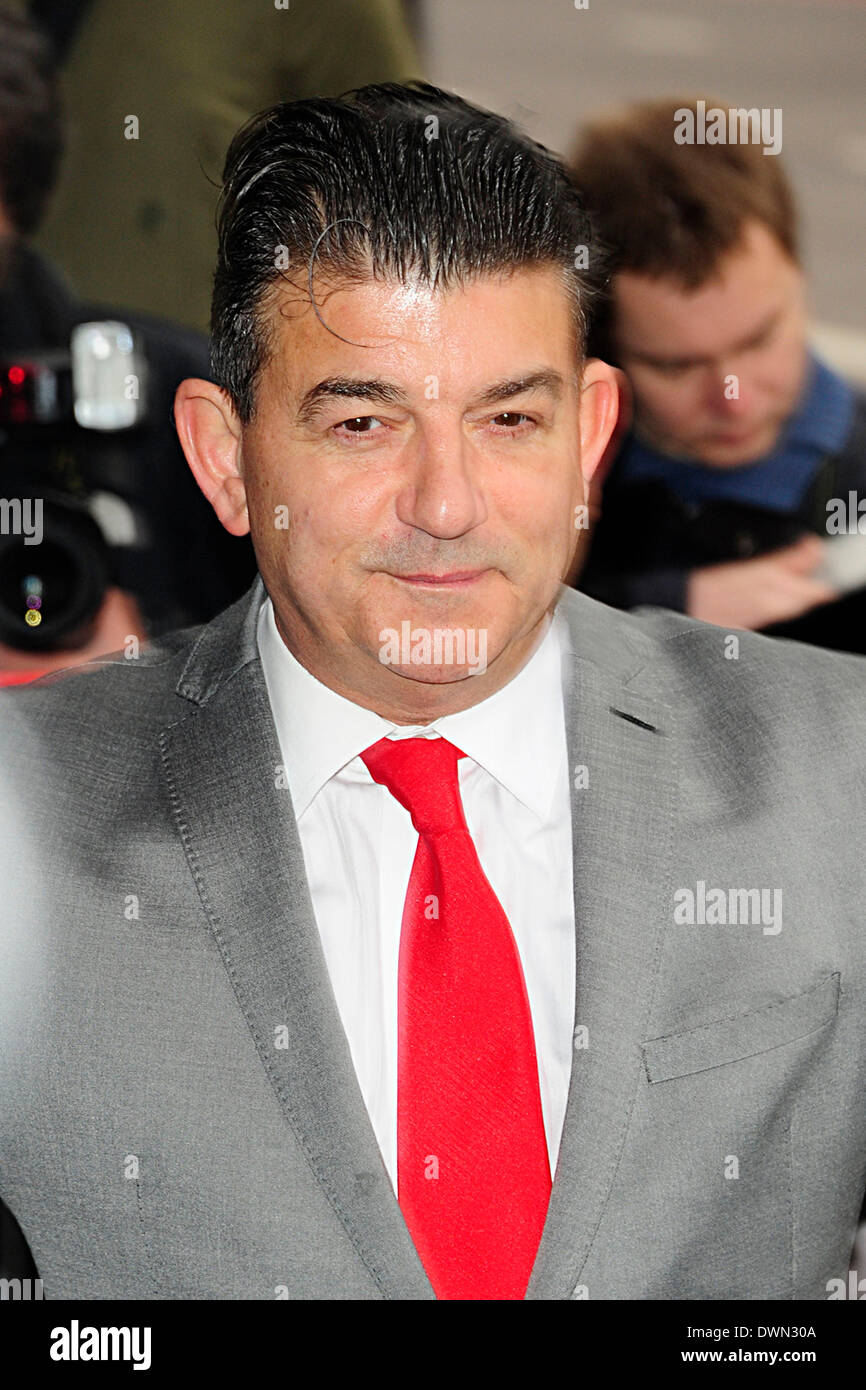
[{"left": 360, "top": 736, "right": 467, "bottom": 837}]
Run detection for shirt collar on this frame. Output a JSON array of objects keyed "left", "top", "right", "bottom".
[{"left": 257, "top": 595, "right": 568, "bottom": 822}]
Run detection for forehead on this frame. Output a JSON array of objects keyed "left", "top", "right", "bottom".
[
  {"left": 614, "top": 221, "right": 801, "bottom": 360},
  {"left": 259, "top": 264, "right": 580, "bottom": 399}
]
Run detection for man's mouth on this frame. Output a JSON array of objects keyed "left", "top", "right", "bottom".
[
  {"left": 709, "top": 430, "right": 758, "bottom": 445},
  {"left": 386, "top": 570, "right": 490, "bottom": 587},
  {"left": 705, "top": 419, "right": 781, "bottom": 451}
]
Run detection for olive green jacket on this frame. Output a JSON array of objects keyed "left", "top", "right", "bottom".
[{"left": 26, "top": 0, "right": 421, "bottom": 332}]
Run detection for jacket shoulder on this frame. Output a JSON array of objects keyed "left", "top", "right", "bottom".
[{"left": 558, "top": 584, "right": 866, "bottom": 713}]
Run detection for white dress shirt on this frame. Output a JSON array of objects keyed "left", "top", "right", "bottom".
[{"left": 257, "top": 596, "right": 576, "bottom": 1191}]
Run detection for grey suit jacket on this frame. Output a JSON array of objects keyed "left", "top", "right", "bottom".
[{"left": 1, "top": 574, "right": 865, "bottom": 1300}]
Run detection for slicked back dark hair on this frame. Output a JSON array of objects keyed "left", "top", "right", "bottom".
[{"left": 210, "top": 81, "right": 606, "bottom": 423}]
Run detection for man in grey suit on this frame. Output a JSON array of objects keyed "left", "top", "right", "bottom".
[{"left": 1, "top": 82, "right": 865, "bottom": 1301}]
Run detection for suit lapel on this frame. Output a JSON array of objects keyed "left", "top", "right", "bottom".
[
  {"left": 159, "top": 579, "right": 434, "bottom": 1299},
  {"left": 526, "top": 599, "right": 676, "bottom": 1298}
]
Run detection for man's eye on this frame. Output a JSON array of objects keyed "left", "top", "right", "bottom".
[
  {"left": 652, "top": 362, "right": 691, "bottom": 377},
  {"left": 490, "top": 411, "right": 534, "bottom": 431},
  {"left": 334, "top": 415, "right": 385, "bottom": 437},
  {"left": 746, "top": 325, "right": 775, "bottom": 352}
]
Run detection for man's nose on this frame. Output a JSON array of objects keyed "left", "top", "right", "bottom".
[
  {"left": 706, "top": 364, "right": 754, "bottom": 416},
  {"left": 395, "top": 428, "right": 488, "bottom": 539}
]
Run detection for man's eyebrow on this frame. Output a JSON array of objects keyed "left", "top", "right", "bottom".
[
  {"left": 294, "top": 368, "right": 565, "bottom": 425},
  {"left": 295, "top": 377, "right": 409, "bottom": 425},
  {"left": 467, "top": 370, "right": 565, "bottom": 409},
  {"left": 627, "top": 310, "right": 782, "bottom": 370}
]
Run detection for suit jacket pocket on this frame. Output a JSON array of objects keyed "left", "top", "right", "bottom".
[{"left": 642, "top": 971, "right": 841, "bottom": 1084}]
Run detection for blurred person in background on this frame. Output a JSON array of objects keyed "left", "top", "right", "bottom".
[
  {"left": 0, "top": 5, "right": 256, "bottom": 691},
  {"left": 571, "top": 95, "right": 866, "bottom": 654},
  {"left": 18, "top": 0, "right": 423, "bottom": 334}
]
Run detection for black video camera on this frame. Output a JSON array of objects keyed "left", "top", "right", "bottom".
[{"left": 0, "top": 321, "right": 152, "bottom": 651}]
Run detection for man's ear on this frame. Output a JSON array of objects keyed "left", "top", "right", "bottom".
[
  {"left": 173, "top": 378, "right": 250, "bottom": 536},
  {"left": 588, "top": 367, "right": 632, "bottom": 515},
  {"left": 578, "top": 359, "right": 624, "bottom": 492}
]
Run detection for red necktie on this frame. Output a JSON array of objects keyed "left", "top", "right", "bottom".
[{"left": 360, "top": 735, "right": 552, "bottom": 1300}]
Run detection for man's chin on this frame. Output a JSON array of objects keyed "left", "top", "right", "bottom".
[
  {"left": 373, "top": 620, "right": 492, "bottom": 681},
  {"left": 693, "top": 424, "right": 785, "bottom": 468},
  {"left": 384, "top": 662, "right": 488, "bottom": 686}
]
